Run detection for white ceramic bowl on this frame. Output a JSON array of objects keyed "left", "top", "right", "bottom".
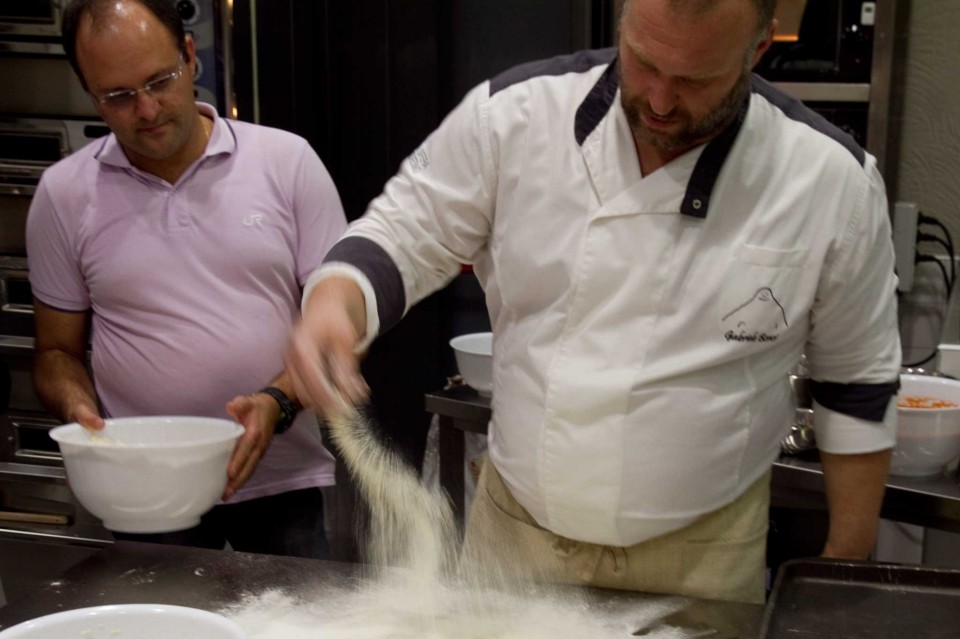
[
  {"left": 891, "top": 374, "right": 960, "bottom": 476},
  {"left": 0, "top": 604, "right": 247, "bottom": 639},
  {"left": 450, "top": 332, "right": 493, "bottom": 397},
  {"left": 49, "top": 416, "right": 243, "bottom": 533}
]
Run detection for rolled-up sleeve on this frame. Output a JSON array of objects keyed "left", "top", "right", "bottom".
[{"left": 806, "top": 156, "right": 901, "bottom": 453}]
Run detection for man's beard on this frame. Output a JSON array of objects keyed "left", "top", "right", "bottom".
[{"left": 619, "top": 66, "right": 751, "bottom": 154}]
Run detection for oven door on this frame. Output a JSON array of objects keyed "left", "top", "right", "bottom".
[
  {"left": 0, "top": 41, "right": 97, "bottom": 118},
  {"left": 1, "top": 118, "right": 111, "bottom": 165},
  {"left": 0, "top": 118, "right": 109, "bottom": 262},
  {"left": 0, "top": 189, "right": 31, "bottom": 258},
  {"left": 755, "top": 0, "right": 875, "bottom": 84},
  {"left": 0, "top": 0, "right": 63, "bottom": 39},
  {"left": 0, "top": 462, "right": 112, "bottom": 605}
]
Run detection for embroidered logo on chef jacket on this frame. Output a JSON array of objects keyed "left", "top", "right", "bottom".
[
  {"left": 408, "top": 147, "right": 430, "bottom": 172},
  {"left": 721, "top": 287, "right": 787, "bottom": 343}
]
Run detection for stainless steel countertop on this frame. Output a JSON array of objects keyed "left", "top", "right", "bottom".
[
  {"left": 0, "top": 542, "right": 765, "bottom": 636},
  {"left": 772, "top": 453, "right": 960, "bottom": 533}
]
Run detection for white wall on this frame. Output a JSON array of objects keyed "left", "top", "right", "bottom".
[
  {"left": 897, "top": 0, "right": 960, "bottom": 369},
  {"left": 895, "top": 1, "right": 960, "bottom": 241},
  {"left": 886, "top": 0, "right": 960, "bottom": 567}
]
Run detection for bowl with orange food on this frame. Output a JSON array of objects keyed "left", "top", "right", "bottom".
[{"left": 891, "top": 374, "right": 960, "bottom": 476}]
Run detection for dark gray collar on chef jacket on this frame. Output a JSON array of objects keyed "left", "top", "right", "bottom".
[
  {"left": 568, "top": 56, "right": 870, "bottom": 221},
  {"left": 489, "top": 47, "right": 748, "bottom": 220},
  {"left": 569, "top": 50, "right": 749, "bottom": 221}
]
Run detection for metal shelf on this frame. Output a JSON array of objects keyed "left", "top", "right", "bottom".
[{"left": 771, "top": 82, "right": 872, "bottom": 103}]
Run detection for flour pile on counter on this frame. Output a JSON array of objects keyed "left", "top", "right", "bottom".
[
  {"left": 222, "top": 406, "right": 689, "bottom": 638},
  {"left": 223, "top": 585, "right": 693, "bottom": 639}
]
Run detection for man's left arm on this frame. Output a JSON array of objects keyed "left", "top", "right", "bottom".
[
  {"left": 819, "top": 448, "right": 892, "bottom": 559},
  {"left": 805, "top": 157, "right": 901, "bottom": 560}
]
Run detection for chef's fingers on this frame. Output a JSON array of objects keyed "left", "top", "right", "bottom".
[
  {"left": 286, "top": 326, "right": 332, "bottom": 410},
  {"left": 286, "top": 323, "right": 364, "bottom": 415},
  {"left": 326, "top": 349, "right": 369, "bottom": 409}
]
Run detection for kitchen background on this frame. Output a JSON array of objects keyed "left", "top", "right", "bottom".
[
  {"left": 0, "top": 0, "right": 958, "bottom": 603},
  {"left": 885, "top": 0, "right": 960, "bottom": 571}
]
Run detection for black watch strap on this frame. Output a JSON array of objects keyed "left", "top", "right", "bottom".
[{"left": 259, "top": 386, "right": 300, "bottom": 434}]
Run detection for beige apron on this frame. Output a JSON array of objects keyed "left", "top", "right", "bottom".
[{"left": 462, "top": 457, "right": 770, "bottom": 604}]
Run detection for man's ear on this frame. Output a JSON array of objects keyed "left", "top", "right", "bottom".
[
  {"left": 750, "top": 18, "right": 777, "bottom": 68},
  {"left": 184, "top": 34, "right": 198, "bottom": 78}
]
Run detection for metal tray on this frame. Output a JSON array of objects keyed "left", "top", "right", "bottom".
[{"left": 760, "top": 559, "right": 960, "bottom": 638}]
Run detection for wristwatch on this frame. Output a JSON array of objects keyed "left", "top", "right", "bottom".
[{"left": 258, "top": 386, "right": 301, "bottom": 434}]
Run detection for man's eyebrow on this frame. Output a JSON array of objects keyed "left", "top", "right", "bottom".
[
  {"left": 623, "top": 36, "right": 717, "bottom": 83},
  {"left": 98, "top": 62, "right": 179, "bottom": 93}
]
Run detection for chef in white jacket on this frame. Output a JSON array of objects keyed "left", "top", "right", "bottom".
[{"left": 287, "top": 0, "right": 901, "bottom": 603}]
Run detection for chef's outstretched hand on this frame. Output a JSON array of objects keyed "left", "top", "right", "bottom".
[
  {"left": 286, "top": 276, "right": 369, "bottom": 417},
  {"left": 223, "top": 392, "right": 276, "bottom": 499}
]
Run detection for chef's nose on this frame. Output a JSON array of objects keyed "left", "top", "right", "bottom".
[{"left": 646, "top": 77, "right": 677, "bottom": 117}]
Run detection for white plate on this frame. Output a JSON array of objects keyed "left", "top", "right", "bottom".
[{"left": 0, "top": 604, "right": 247, "bottom": 638}]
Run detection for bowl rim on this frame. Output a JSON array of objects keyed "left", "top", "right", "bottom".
[
  {"left": 0, "top": 604, "right": 246, "bottom": 638},
  {"left": 900, "top": 373, "right": 960, "bottom": 383},
  {"left": 898, "top": 374, "right": 960, "bottom": 413},
  {"left": 897, "top": 404, "right": 960, "bottom": 414},
  {"left": 48, "top": 417, "right": 244, "bottom": 449},
  {"left": 449, "top": 331, "right": 493, "bottom": 355}
]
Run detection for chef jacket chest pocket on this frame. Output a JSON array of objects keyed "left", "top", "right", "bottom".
[{"left": 718, "top": 244, "right": 810, "bottom": 344}]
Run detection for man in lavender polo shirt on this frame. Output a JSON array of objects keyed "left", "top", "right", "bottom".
[{"left": 25, "top": 0, "right": 347, "bottom": 557}]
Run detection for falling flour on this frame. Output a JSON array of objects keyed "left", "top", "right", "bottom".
[{"left": 222, "top": 406, "right": 693, "bottom": 638}]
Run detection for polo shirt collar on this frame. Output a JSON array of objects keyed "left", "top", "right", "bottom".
[
  {"left": 575, "top": 55, "right": 750, "bottom": 219},
  {"left": 94, "top": 101, "right": 236, "bottom": 170}
]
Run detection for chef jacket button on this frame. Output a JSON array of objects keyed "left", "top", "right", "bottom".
[{"left": 692, "top": 199, "right": 703, "bottom": 210}]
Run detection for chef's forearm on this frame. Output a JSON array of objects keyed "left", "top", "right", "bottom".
[
  {"left": 33, "top": 349, "right": 99, "bottom": 423},
  {"left": 819, "top": 448, "right": 892, "bottom": 559},
  {"left": 303, "top": 275, "right": 368, "bottom": 343}
]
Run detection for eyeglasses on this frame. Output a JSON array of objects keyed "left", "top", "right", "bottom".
[{"left": 91, "top": 55, "right": 184, "bottom": 110}]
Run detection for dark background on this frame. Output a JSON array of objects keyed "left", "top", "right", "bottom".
[
  {"left": 229, "top": 0, "right": 614, "bottom": 469},
  {"left": 228, "top": 0, "right": 616, "bottom": 559}
]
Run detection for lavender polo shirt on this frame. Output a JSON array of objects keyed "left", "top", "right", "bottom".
[{"left": 26, "top": 104, "right": 347, "bottom": 503}]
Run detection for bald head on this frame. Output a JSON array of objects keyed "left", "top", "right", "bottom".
[
  {"left": 621, "top": 0, "right": 777, "bottom": 43},
  {"left": 63, "top": 0, "right": 186, "bottom": 90}
]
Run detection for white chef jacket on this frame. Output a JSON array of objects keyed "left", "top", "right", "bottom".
[{"left": 308, "top": 49, "right": 901, "bottom": 547}]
